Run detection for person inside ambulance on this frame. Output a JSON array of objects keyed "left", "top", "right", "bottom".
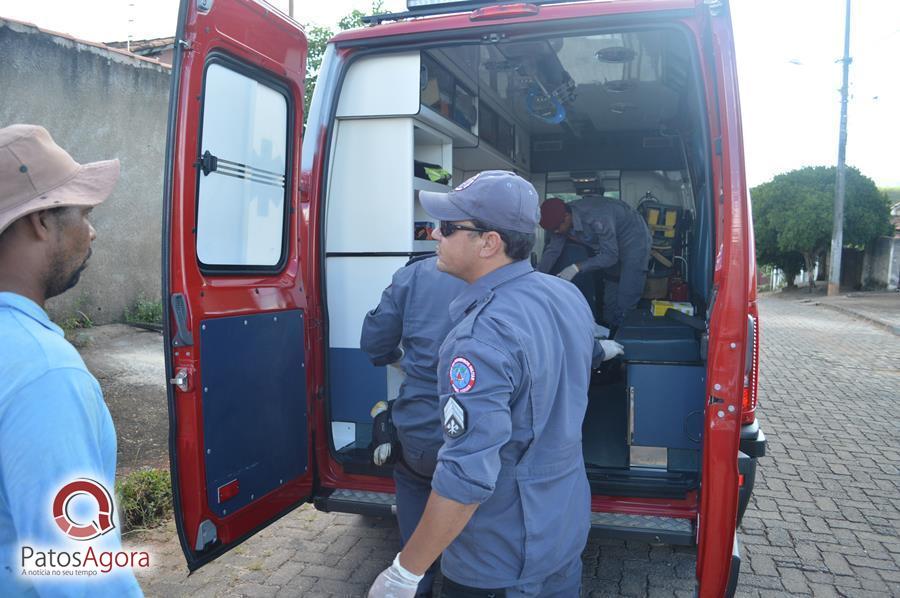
[
  {"left": 360, "top": 253, "right": 466, "bottom": 597},
  {"left": 536, "top": 186, "right": 651, "bottom": 329},
  {"left": 368, "top": 171, "right": 620, "bottom": 598}
]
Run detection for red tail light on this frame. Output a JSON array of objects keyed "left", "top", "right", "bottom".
[
  {"left": 470, "top": 3, "right": 540, "bottom": 21},
  {"left": 741, "top": 313, "right": 760, "bottom": 424}
]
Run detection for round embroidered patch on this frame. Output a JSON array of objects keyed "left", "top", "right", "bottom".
[{"left": 449, "top": 357, "right": 476, "bottom": 393}]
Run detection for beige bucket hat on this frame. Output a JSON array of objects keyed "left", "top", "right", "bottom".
[{"left": 0, "top": 124, "right": 119, "bottom": 235}]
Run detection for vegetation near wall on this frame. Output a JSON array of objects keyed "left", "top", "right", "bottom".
[{"left": 751, "top": 166, "right": 892, "bottom": 289}]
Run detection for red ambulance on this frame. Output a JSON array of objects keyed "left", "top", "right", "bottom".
[{"left": 162, "top": 1, "right": 766, "bottom": 595}]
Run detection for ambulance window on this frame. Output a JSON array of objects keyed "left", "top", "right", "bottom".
[{"left": 195, "top": 61, "right": 290, "bottom": 271}]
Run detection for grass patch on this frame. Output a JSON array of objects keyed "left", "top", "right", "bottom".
[
  {"left": 125, "top": 295, "right": 163, "bottom": 326},
  {"left": 116, "top": 468, "right": 172, "bottom": 534},
  {"left": 60, "top": 310, "right": 93, "bottom": 333}
]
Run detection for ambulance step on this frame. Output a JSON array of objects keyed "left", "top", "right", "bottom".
[
  {"left": 590, "top": 512, "right": 694, "bottom": 546},
  {"left": 313, "top": 489, "right": 396, "bottom": 518}
]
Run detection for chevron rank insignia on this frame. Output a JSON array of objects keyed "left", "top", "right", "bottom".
[{"left": 443, "top": 396, "right": 467, "bottom": 438}]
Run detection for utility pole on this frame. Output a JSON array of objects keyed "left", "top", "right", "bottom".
[
  {"left": 828, "top": 0, "right": 852, "bottom": 296},
  {"left": 289, "top": 0, "right": 294, "bottom": 18}
]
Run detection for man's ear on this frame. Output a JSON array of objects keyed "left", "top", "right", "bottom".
[
  {"left": 479, "top": 231, "right": 505, "bottom": 259},
  {"left": 23, "top": 210, "right": 55, "bottom": 242}
]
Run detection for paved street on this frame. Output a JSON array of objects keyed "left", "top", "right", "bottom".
[{"left": 132, "top": 296, "right": 900, "bottom": 597}]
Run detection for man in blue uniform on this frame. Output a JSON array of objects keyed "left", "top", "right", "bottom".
[
  {"left": 369, "top": 171, "right": 621, "bottom": 597},
  {"left": 0, "top": 125, "right": 142, "bottom": 596},
  {"left": 537, "top": 192, "right": 651, "bottom": 328},
  {"left": 360, "top": 254, "right": 466, "bottom": 596}
]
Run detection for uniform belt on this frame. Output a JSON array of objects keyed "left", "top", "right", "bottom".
[
  {"left": 397, "top": 454, "right": 434, "bottom": 482},
  {"left": 441, "top": 576, "right": 507, "bottom": 597}
]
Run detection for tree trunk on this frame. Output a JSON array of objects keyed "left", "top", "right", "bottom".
[
  {"left": 803, "top": 252, "right": 817, "bottom": 291},
  {"left": 816, "top": 250, "right": 829, "bottom": 281}
]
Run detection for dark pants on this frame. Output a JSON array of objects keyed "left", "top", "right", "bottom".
[
  {"left": 441, "top": 554, "right": 583, "bottom": 597},
  {"left": 549, "top": 243, "right": 600, "bottom": 319},
  {"left": 600, "top": 259, "right": 648, "bottom": 328},
  {"left": 394, "top": 448, "right": 439, "bottom": 596}
]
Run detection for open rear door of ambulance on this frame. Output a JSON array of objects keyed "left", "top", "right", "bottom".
[
  {"left": 162, "top": 0, "right": 311, "bottom": 570},
  {"left": 695, "top": 1, "right": 750, "bottom": 596}
]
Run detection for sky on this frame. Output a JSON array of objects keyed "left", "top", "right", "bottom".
[{"left": 1, "top": 0, "right": 897, "bottom": 188}]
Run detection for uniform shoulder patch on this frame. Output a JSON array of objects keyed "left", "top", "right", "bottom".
[
  {"left": 449, "top": 357, "right": 476, "bottom": 393},
  {"left": 443, "top": 395, "right": 467, "bottom": 438}
]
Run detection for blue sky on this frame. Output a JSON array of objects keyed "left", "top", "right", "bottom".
[{"left": 2, "top": 0, "right": 897, "bottom": 187}]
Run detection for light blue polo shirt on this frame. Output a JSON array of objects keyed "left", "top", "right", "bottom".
[{"left": 0, "top": 292, "right": 142, "bottom": 596}]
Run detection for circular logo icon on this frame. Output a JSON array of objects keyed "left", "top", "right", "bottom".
[
  {"left": 449, "top": 357, "right": 476, "bottom": 393},
  {"left": 52, "top": 478, "right": 116, "bottom": 541}
]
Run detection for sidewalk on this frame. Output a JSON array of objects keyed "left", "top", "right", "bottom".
[{"left": 812, "top": 291, "right": 900, "bottom": 336}]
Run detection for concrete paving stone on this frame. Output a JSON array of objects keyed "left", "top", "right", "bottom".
[
  {"left": 646, "top": 587, "right": 678, "bottom": 597},
  {"left": 265, "top": 560, "right": 307, "bottom": 587},
  {"left": 228, "top": 582, "right": 280, "bottom": 597},
  {"left": 778, "top": 566, "right": 812, "bottom": 594},
  {"left": 177, "top": 580, "right": 230, "bottom": 598},
  {"left": 618, "top": 575, "right": 649, "bottom": 597},
  {"left": 737, "top": 573, "right": 785, "bottom": 591},
  {"left": 301, "top": 564, "right": 353, "bottom": 581},
  {"left": 846, "top": 556, "right": 899, "bottom": 571},
  {"left": 587, "top": 587, "right": 623, "bottom": 598},
  {"left": 292, "top": 550, "right": 343, "bottom": 567},
  {"left": 312, "top": 578, "right": 369, "bottom": 597},
  {"left": 142, "top": 582, "right": 189, "bottom": 597},
  {"left": 277, "top": 574, "right": 319, "bottom": 596},
  {"left": 747, "top": 553, "right": 778, "bottom": 577}
]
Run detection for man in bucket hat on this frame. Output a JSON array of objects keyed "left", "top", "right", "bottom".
[
  {"left": 0, "top": 125, "right": 141, "bottom": 596},
  {"left": 368, "top": 171, "right": 621, "bottom": 597}
]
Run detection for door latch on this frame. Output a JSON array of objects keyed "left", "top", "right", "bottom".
[{"left": 170, "top": 368, "right": 191, "bottom": 392}]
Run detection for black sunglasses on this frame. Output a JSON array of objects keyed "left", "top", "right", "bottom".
[{"left": 439, "top": 221, "right": 492, "bottom": 237}]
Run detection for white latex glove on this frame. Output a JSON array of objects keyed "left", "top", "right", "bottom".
[
  {"left": 599, "top": 340, "right": 624, "bottom": 361},
  {"left": 373, "top": 443, "right": 392, "bottom": 466},
  {"left": 556, "top": 263, "right": 580, "bottom": 282},
  {"left": 368, "top": 553, "right": 423, "bottom": 598}
]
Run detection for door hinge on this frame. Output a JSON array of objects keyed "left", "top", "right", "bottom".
[{"left": 195, "top": 519, "right": 217, "bottom": 551}]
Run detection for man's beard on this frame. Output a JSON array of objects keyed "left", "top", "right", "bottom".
[{"left": 45, "top": 249, "right": 91, "bottom": 299}]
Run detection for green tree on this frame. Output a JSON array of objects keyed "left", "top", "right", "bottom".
[
  {"left": 751, "top": 166, "right": 891, "bottom": 290},
  {"left": 303, "top": 1, "right": 385, "bottom": 125}
]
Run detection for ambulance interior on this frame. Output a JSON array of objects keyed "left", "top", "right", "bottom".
[{"left": 321, "top": 26, "right": 713, "bottom": 499}]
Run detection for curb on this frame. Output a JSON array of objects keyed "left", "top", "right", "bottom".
[{"left": 813, "top": 301, "right": 900, "bottom": 337}]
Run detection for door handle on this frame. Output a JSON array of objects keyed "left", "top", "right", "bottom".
[{"left": 628, "top": 386, "right": 635, "bottom": 445}]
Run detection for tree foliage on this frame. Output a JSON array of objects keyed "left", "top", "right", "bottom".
[
  {"left": 751, "top": 166, "right": 891, "bottom": 288},
  {"left": 303, "top": 1, "right": 385, "bottom": 125}
]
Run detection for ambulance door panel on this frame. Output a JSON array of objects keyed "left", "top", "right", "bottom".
[{"left": 163, "top": 0, "right": 310, "bottom": 571}]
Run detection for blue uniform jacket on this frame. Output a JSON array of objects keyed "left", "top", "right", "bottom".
[
  {"left": 431, "top": 260, "right": 594, "bottom": 587},
  {"left": 360, "top": 256, "right": 466, "bottom": 457}
]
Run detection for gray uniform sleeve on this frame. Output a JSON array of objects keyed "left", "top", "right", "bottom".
[
  {"left": 360, "top": 268, "right": 409, "bottom": 365},
  {"left": 536, "top": 233, "right": 567, "bottom": 273},
  {"left": 578, "top": 215, "right": 618, "bottom": 272},
  {"left": 432, "top": 337, "right": 518, "bottom": 505},
  {"left": 591, "top": 339, "right": 605, "bottom": 369}
]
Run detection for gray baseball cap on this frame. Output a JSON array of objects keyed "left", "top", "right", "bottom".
[{"left": 419, "top": 170, "right": 539, "bottom": 234}]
